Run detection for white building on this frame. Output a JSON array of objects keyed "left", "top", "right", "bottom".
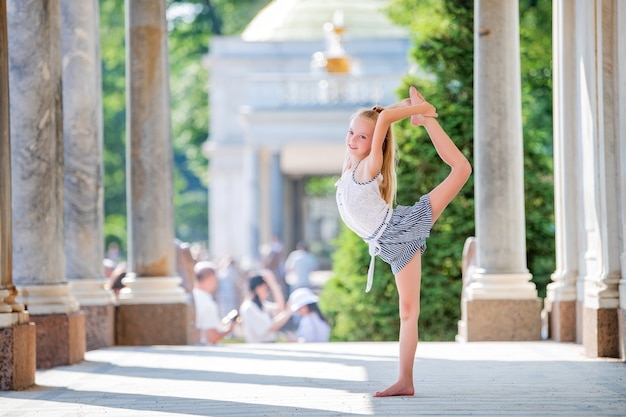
[{"left": 204, "top": 0, "right": 411, "bottom": 265}]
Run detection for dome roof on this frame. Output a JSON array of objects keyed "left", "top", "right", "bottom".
[{"left": 241, "top": 0, "right": 408, "bottom": 41}]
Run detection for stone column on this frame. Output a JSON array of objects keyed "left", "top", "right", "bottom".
[
  {"left": 7, "top": 0, "right": 84, "bottom": 369},
  {"left": 61, "top": 0, "right": 115, "bottom": 351},
  {"left": 544, "top": 0, "right": 578, "bottom": 343},
  {"left": 270, "top": 151, "right": 284, "bottom": 240},
  {"left": 618, "top": 1, "right": 626, "bottom": 361},
  {"left": 118, "top": 0, "right": 188, "bottom": 346},
  {"left": 458, "top": 0, "right": 541, "bottom": 342},
  {"left": 206, "top": 145, "right": 248, "bottom": 261},
  {"left": 577, "top": 0, "right": 621, "bottom": 358},
  {"left": 245, "top": 146, "right": 261, "bottom": 263},
  {"left": 0, "top": 0, "right": 36, "bottom": 391}
]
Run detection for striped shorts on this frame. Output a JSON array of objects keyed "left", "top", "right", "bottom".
[{"left": 373, "top": 194, "right": 433, "bottom": 274}]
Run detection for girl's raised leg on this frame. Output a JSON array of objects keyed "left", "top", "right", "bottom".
[
  {"left": 410, "top": 86, "right": 424, "bottom": 126},
  {"left": 374, "top": 252, "right": 422, "bottom": 397}
]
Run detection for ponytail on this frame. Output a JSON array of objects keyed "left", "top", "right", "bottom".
[
  {"left": 354, "top": 109, "right": 397, "bottom": 205},
  {"left": 379, "top": 125, "right": 397, "bottom": 205}
]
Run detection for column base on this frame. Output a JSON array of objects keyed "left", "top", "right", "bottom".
[
  {"left": 456, "top": 299, "right": 542, "bottom": 341},
  {"left": 0, "top": 322, "right": 36, "bottom": 390},
  {"left": 576, "top": 301, "right": 584, "bottom": 344},
  {"left": 617, "top": 308, "right": 626, "bottom": 362},
  {"left": 544, "top": 298, "right": 576, "bottom": 342},
  {"left": 116, "top": 302, "right": 192, "bottom": 345},
  {"left": 82, "top": 305, "right": 115, "bottom": 351},
  {"left": 69, "top": 279, "right": 115, "bottom": 306},
  {"left": 17, "top": 283, "right": 80, "bottom": 315},
  {"left": 30, "top": 311, "right": 85, "bottom": 369},
  {"left": 583, "top": 307, "right": 619, "bottom": 358},
  {"left": 117, "top": 275, "right": 187, "bottom": 304}
]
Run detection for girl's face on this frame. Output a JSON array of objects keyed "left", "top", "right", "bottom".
[
  {"left": 254, "top": 283, "right": 269, "bottom": 301},
  {"left": 346, "top": 116, "right": 375, "bottom": 159}
]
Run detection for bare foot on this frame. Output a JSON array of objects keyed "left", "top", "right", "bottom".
[
  {"left": 373, "top": 380, "right": 415, "bottom": 397},
  {"left": 409, "top": 86, "right": 423, "bottom": 126}
]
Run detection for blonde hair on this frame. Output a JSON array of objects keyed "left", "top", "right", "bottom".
[{"left": 354, "top": 109, "right": 397, "bottom": 205}]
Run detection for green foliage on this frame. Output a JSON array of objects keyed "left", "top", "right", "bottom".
[
  {"left": 100, "top": 0, "right": 127, "bottom": 254},
  {"left": 305, "top": 176, "right": 339, "bottom": 197},
  {"left": 519, "top": 0, "right": 555, "bottom": 297},
  {"left": 324, "top": 0, "right": 555, "bottom": 341},
  {"left": 321, "top": 226, "right": 401, "bottom": 341},
  {"left": 99, "top": 0, "right": 272, "bottom": 255}
]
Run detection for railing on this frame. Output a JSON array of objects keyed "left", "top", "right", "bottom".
[{"left": 244, "top": 72, "right": 400, "bottom": 109}]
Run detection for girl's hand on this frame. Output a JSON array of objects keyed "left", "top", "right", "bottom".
[{"left": 412, "top": 114, "right": 427, "bottom": 126}]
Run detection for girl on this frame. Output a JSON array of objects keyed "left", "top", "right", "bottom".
[
  {"left": 288, "top": 287, "right": 331, "bottom": 343},
  {"left": 335, "top": 86, "right": 471, "bottom": 397},
  {"left": 239, "top": 269, "right": 292, "bottom": 343}
]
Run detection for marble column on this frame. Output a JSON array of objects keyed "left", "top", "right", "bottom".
[
  {"left": 544, "top": 0, "right": 578, "bottom": 343},
  {"left": 118, "top": 0, "right": 188, "bottom": 346},
  {"left": 618, "top": 1, "right": 626, "bottom": 361},
  {"left": 8, "top": 0, "right": 84, "bottom": 369},
  {"left": 207, "top": 144, "right": 248, "bottom": 261},
  {"left": 458, "top": 0, "right": 541, "bottom": 342},
  {"left": 577, "top": 0, "right": 621, "bottom": 358},
  {"left": 0, "top": 0, "right": 35, "bottom": 391},
  {"left": 245, "top": 146, "right": 260, "bottom": 263},
  {"left": 61, "top": 0, "right": 115, "bottom": 351},
  {"left": 270, "top": 151, "right": 284, "bottom": 240}
]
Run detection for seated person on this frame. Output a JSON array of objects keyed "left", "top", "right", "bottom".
[
  {"left": 193, "top": 261, "right": 235, "bottom": 345},
  {"left": 239, "top": 270, "right": 292, "bottom": 343},
  {"left": 288, "top": 287, "right": 331, "bottom": 343}
]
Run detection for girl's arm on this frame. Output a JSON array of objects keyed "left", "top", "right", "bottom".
[
  {"left": 262, "top": 269, "right": 285, "bottom": 310},
  {"left": 364, "top": 102, "right": 437, "bottom": 177},
  {"left": 268, "top": 308, "right": 292, "bottom": 333},
  {"left": 376, "top": 102, "right": 437, "bottom": 128},
  {"left": 383, "top": 97, "right": 412, "bottom": 110}
]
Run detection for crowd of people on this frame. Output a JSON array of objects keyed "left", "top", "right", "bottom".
[
  {"left": 190, "top": 238, "right": 329, "bottom": 345},
  {"left": 103, "top": 238, "right": 330, "bottom": 346}
]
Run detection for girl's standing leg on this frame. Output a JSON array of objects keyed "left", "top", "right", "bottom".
[
  {"left": 374, "top": 87, "right": 469, "bottom": 397},
  {"left": 374, "top": 251, "right": 422, "bottom": 397}
]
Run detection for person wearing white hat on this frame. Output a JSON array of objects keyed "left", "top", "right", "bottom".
[{"left": 288, "top": 288, "right": 330, "bottom": 343}]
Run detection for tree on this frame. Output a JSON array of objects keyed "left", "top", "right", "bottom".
[
  {"left": 518, "top": 0, "right": 554, "bottom": 298},
  {"left": 99, "top": 0, "right": 127, "bottom": 255},
  {"left": 322, "top": 0, "right": 554, "bottom": 341}
]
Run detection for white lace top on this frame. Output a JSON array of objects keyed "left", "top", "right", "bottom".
[
  {"left": 335, "top": 165, "right": 395, "bottom": 292},
  {"left": 335, "top": 166, "right": 391, "bottom": 239}
]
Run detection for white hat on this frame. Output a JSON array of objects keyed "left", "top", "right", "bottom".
[{"left": 289, "top": 288, "right": 319, "bottom": 312}]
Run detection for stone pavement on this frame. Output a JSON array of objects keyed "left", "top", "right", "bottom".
[{"left": 0, "top": 341, "right": 624, "bottom": 417}]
